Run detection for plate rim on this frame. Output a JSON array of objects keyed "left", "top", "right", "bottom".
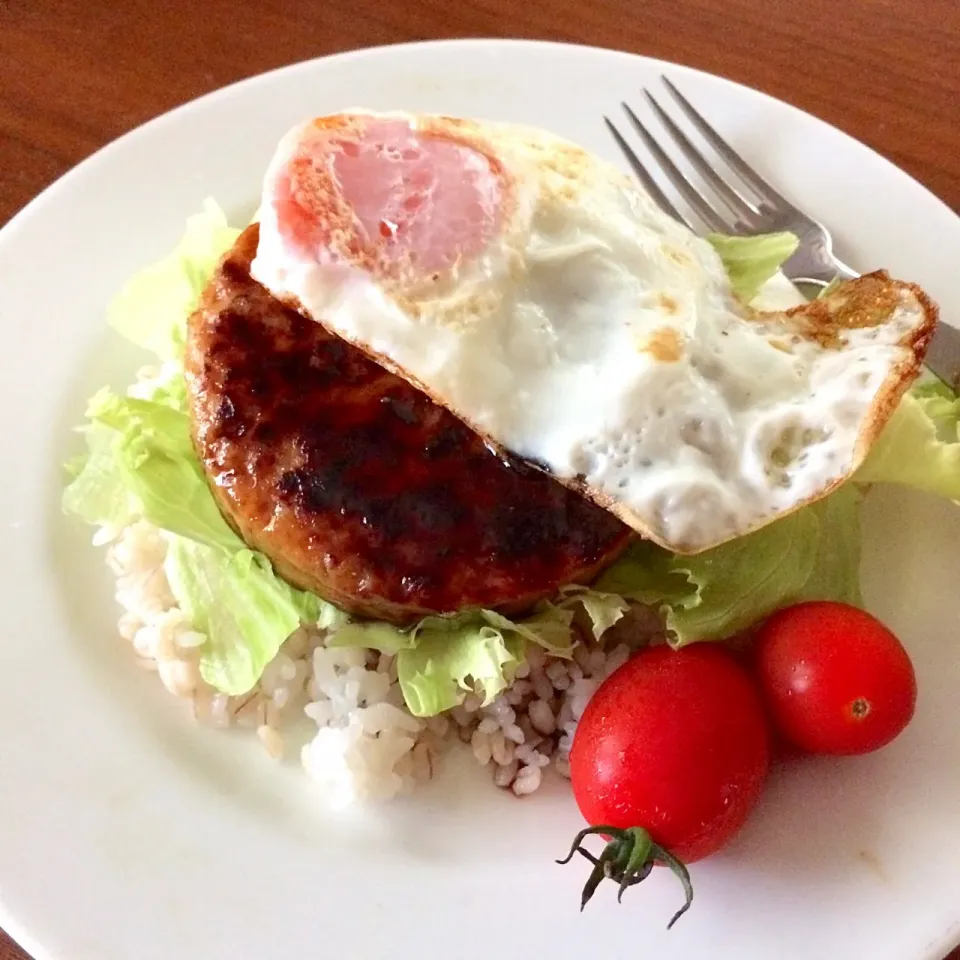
[
  {"left": 2, "top": 38, "right": 957, "bottom": 250},
  {"left": 1, "top": 37, "right": 958, "bottom": 960}
]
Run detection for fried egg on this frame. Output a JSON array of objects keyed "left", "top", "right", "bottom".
[{"left": 251, "top": 111, "right": 938, "bottom": 554}]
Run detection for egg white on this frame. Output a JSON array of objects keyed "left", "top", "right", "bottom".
[{"left": 252, "top": 112, "right": 934, "bottom": 553}]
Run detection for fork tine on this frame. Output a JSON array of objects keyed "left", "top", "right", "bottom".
[
  {"left": 603, "top": 116, "right": 692, "bottom": 229},
  {"left": 643, "top": 89, "right": 761, "bottom": 229},
  {"left": 661, "top": 76, "right": 795, "bottom": 212},
  {"left": 620, "top": 102, "right": 732, "bottom": 234}
]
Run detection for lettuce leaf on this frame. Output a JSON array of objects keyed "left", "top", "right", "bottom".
[
  {"left": 598, "top": 483, "right": 862, "bottom": 645},
  {"left": 72, "top": 387, "right": 242, "bottom": 550},
  {"left": 64, "top": 203, "right": 347, "bottom": 696},
  {"left": 397, "top": 622, "right": 526, "bottom": 717},
  {"left": 64, "top": 382, "right": 340, "bottom": 694},
  {"left": 61, "top": 419, "right": 141, "bottom": 530},
  {"left": 332, "top": 612, "right": 525, "bottom": 717},
  {"left": 108, "top": 199, "right": 239, "bottom": 361},
  {"left": 557, "top": 585, "right": 630, "bottom": 640},
  {"left": 707, "top": 232, "right": 800, "bottom": 302},
  {"left": 329, "top": 621, "right": 418, "bottom": 656},
  {"left": 329, "top": 594, "right": 623, "bottom": 718},
  {"left": 330, "top": 606, "right": 576, "bottom": 716},
  {"left": 590, "top": 379, "right": 959, "bottom": 648},
  {"left": 796, "top": 484, "right": 864, "bottom": 603},
  {"left": 479, "top": 607, "right": 576, "bottom": 657},
  {"left": 165, "top": 540, "right": 313, "bottom": 694},
  {"left": 857, "top": 380, "right": 960, "bottom": 501}
]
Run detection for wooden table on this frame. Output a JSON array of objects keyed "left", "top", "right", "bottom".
[{"left": 0, "top": 0, "right": 957, "bottom": 957}]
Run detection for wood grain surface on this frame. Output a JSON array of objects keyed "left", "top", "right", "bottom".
[{"left": 0, "top": 0, "right": 957, "bottom": 957}]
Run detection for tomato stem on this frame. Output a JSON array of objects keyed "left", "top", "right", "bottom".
[{"left": 557, "top": 825, "right": 694, "bottom": 928}]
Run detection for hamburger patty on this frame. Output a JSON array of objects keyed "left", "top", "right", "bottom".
[{"left": 184, "top": 225, "right": 631, "bottom": 623}]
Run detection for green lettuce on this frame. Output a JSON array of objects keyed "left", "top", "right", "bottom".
[
  {"left": 108, "top": 200, "right": 239, "bottom": 361},
  {"left": 557, "top": 585, "right": 630, "bottom": 641},
  {"left": 794, "top": 484, "right": 864, "bottom": 603},
  {"left": 330, "top": 606, "right": 577, "bottom": 717},
  {"left": 597, "top": 483, "right": 862, "bottom": 645},
  {"left": 61, "top": 417, "right": 141, "bottom": 530},
  {"left": 63, "top": 382, "right": 342, "bottom": 694},
  {"left": 69, "top": 387, "right": 240, "bottom": 550},
  {"left": 166, "top": 540, "right": 330, "bottom": 693},
  {"left": 591, "top": 378, "right": 959, "bottom": 650},
  {"left": 857, "top": 380, "right": 960, "bottom": 501},
  {"left": 397, "top": 621, "right": 526, "bottom": 717},
  {"left": 62, "top": 204, "right": 343, "bottom": 695},
  {"left": 483, "top": 607, "right": 576, "bottom": 657},
  {"left": 707, "top": 232, "right": 800, "bottom": 302}
]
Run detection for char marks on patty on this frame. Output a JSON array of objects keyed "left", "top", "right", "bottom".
[{"left": 184, "top": 225, "right": 630, "bottom": 623}]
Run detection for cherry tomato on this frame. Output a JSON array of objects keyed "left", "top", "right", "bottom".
[
  {"left": 563, "top": 644, "right": 770, "bottom": 924},
  {"left": 755, "top": 601, "right": 917, "bottom": 756}
]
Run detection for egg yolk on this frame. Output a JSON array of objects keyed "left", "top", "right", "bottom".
[{"left": 273, "top": 116, "right": 503, "bottom": 277}]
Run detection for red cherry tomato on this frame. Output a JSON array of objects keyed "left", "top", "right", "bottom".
[
  {"left": 755, "top": 601, "right": 917, "bottom": 756},
  {"left": 562, "top": 644, "right": 770, "bottom": 925},
  {"left": 571, "top": 644, "right": 770, "bottom": 861}
]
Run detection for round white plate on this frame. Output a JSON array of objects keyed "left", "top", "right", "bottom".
[{"left": 1, "top": 39, "right": 958, "bottom": 960}]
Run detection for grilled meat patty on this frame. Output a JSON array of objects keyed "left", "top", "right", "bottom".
[{"left": 184, "top": 225, "right": 631, "bottom": 623}]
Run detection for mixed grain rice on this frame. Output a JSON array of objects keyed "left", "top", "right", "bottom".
[{"left": 104, "top": 520, "right": 660, "bottom": 806}]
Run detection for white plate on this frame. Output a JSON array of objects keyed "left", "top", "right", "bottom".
[{"left": 1, "top": 39, "right": 958, "bottom": 960}]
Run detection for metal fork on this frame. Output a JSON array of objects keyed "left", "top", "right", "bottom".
[{"left": 606, "top": 77, "right": 960, "bottom": 391}]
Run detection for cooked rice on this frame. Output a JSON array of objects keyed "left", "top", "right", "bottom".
[{"left": 101, "top": 519, "right": 661, "bottom": 805}]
